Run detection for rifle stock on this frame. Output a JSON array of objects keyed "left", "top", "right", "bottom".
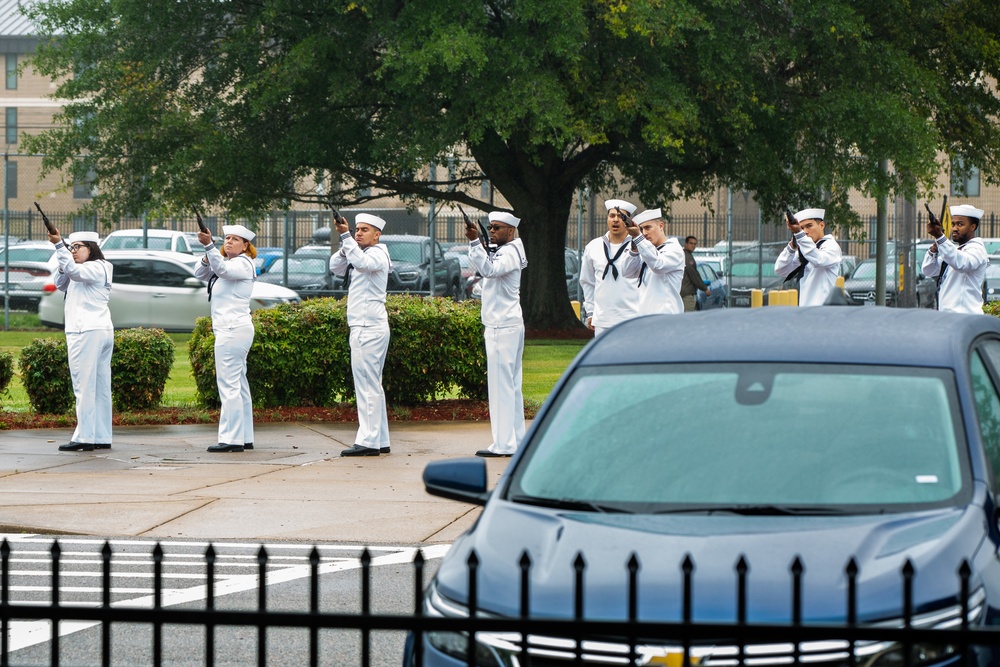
[
  {"left": 458, "top": 205, "right": 489, "bottom": 250},
  {"left": 923, "top": 202, "right": 939, "bottom": 227},
  {"left": 33, "top": 202, "right": 57, "bottom": 235},
  {"left": 193, "top": 209, "right": 209, "bottom": 234}
]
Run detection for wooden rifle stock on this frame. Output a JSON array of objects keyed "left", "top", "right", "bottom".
[{"left": 33, "top": 202, "right": 57, "bottom": 235}]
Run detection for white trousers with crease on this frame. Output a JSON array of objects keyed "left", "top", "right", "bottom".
[
  {"left": 485, "top": 325, "right": 525, "bottom": 455},
  {"left": 351, "top": 325, "right": 390, "bottom": 450},
  {"left": 214, "top": 323, "right": 255, "bottom": 446},
  {"left": 67, "top": 329, "right": 114, "bottom": 444}
]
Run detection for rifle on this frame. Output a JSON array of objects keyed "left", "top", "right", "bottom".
[
  {"left": 193, "top": 208, "right": 209, "bottom": 234},
  {"left": 923, "top": 202, "right": 940, "bottom": 227},
  {"left": 326, "top": 204, "right": 345, "bottom": 227},
  {"left": 614, "top": 206, "right": 634, "bottom": 228},
  {"left": 458, "top": 205, "right": 489, "bottom": 250},
  {"left": 784, "top": 207, "right": 796, "bottom": 227},
  {"left": 33, "top": 202, "right": 57, "bottom": 235}
]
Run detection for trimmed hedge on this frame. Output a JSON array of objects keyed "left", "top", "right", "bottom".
[
  {"left": 190, "top": 295, "right": 487, "bottom": 408},
  {"left": 111, "top": 328, "right": 175, "bottom": 411},
  {"left": 19, "top": 338, "right": 73, "bottom": 414},
  {"left": 0, "top": 350, "right": 14, "bottom": 405}
]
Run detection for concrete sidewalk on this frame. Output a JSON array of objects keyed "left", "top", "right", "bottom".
[{"left": 0, "top": 421, "right": 512, "bottom": 543}]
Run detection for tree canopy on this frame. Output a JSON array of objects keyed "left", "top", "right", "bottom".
[{"left": 23, "top": 0, "right": 1000, "bottom": 328}]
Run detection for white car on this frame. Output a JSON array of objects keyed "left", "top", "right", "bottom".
[
  {"left": 38, "top": 250, "right": 300, "bottom": 332},
  {"left": 100, "top": 229, "right": 200, "bottom": 254}
]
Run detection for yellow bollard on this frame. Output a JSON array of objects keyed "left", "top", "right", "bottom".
[
  {"left": 751, "top": 289, "right": 763, "bottom": 308},
  {"left": 835, "top": 275, "right": 845, "bottom": 289},
  {"left": 786, "top": 288, "right": 798, "bottom": 306},
  {"left": 571, "top": 300, "right": 581, "bottom": 319}
]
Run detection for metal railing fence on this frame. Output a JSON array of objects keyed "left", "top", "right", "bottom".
[{"left": 2, "top": 537, "right": 1000, "bottom": 667}]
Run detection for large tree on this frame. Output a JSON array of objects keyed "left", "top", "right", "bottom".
[{"left": 23, "top": 0, "right": 1000, "bottom": 328}]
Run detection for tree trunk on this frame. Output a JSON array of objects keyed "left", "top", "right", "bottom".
[{"left": 472, "top": 137, "right": 590, "bottom": 331}]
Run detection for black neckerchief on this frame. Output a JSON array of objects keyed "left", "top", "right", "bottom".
[
  {"left": 638, "top": 243, "right": 666, "bottom": 287},
  {"left": 602, "top": 236, "right": 629, "bottom": 280},
  {"left": 786, "top": 237, "right": 827, "bottom": 283}
]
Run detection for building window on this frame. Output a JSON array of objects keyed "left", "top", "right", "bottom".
[
  {"left": 951, "top": 158, "right": 981, "bottom": 197},
  {"left": 4, "top": 161, "right": 16, "bottom": 198},
  {"left": 481, "top": 179, "right": 490, "bottom": 200},
  {"left": 5, "top": 108, "right": 16, "bottom": 144},
  {"left": 5, "top": 54, "right": 15, "bottom": 90},
  {"left": 73, "top": 170, "right": 95, "bottom": 199}
]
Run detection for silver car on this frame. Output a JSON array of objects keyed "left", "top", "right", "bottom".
[
  {"left": 0, "top": 241, "right": 57, "bottom": 311},
  {"left": 38, "top": 250, "right": 300, "bottom": 332}
]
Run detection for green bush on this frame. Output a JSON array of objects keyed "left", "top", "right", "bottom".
[
  {"left": 111, "top": 328, "right": 175, "bottom": 411},
  {"left": 189, "top": 295, "right": 487, "bottom": 407},
  {"left": 0, "top": 350, "right": 13, "bottom": 405},
  {"left": 19, "top": 338, "right": 73, "bottom": 414}
]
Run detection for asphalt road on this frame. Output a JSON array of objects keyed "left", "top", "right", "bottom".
[{"left": 2, "top": 534, "right": 447, "bottom": 667}]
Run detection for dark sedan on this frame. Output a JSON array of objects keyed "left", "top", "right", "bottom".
[
  {"left": 410, "top": 307, "right": 1000, "bottom": 667},
  {"left": 256, "top": 256, "right": 343, "bottom": 299}
]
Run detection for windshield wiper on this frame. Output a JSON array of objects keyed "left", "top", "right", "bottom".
[
  {"left": 507, "top": 494, "right": 633, "bottom": 514},
  {"left": 654, "top": 504, "right": 849, "bottom": 516}
]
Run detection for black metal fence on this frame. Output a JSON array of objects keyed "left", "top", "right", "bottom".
[{"left": 2, "top": 537, "right": 1000, "bottom": 667}]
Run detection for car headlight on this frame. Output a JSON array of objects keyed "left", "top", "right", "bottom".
[
  {"left": 989, "top": 288, "right": 995, "bottom": 295},
  {"left": 424, "top": 583, "right": 516, "bottom": 667},
  {"left": 398, "top": 271, "right": 419, "bottom": 280}
]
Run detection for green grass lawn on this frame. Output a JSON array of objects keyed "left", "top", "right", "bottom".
[{"left": 0, "top": 317, "right": 587, "bottom": 411}]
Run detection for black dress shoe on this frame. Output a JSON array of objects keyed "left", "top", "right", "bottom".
[
  {"left": 380, "top": 446, "right": 391, "bottom": 454},
  {"left": 94, "top": 443, "right": 112, "bottom": 450},
  {"left": 244, "top": 443, "right": 254, "bottom": 450},
  {"left": 58, "top": 441, "right": 94, "bottom": 452},
  {"left": 475, "top": 449, "right": 512, "bottom": 458},
  {"left": 207, "top": 443, "right": 244, "bottom": 453},
  {"left": 341, "top": 444, "right": 380, "bottom": 457}
]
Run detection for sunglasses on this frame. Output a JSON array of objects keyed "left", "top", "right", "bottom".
[{"left": 487, "top": 225, "right": 509, "bottom": 231}]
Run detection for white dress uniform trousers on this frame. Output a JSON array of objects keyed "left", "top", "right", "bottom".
[
  {"left": 579, "top": 234, "right": 639, "bottom": 335},
  {"left": 54, "top": 242, "right": 114, "bottom": 445},
  {"left": 195, "top": 250, "right": 256, "bottom": 446},
  {"left": 921, "top": 236, "right": 988, "bottom": 314},
  {"left": 774, "top": 233, "right": 843, "bottom": 306},
  {"left": 330, "top": 233, "right": 392, "bottom": 451},
  {"left": 468, "top": 238, "right": 527, "bottom": 454},
  {"left": 622, "top": 236, "right": 686, "bottom": 315}
]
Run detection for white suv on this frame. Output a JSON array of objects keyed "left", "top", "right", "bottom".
[{"left": 100, "top": 229, "right": 197, "bottom": 253}]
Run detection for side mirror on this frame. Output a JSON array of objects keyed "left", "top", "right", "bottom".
[
  {"left": 423, "top": 458, "right": 490, "bottom": 505},
  {"left": 183, "top": 277, "right": 203, "bottom": 288}
]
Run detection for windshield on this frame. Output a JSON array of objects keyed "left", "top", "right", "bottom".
[
  {"left": 384, "top": 241, "right": 423, "bottom": 264},
  {"left": 850, "top": 261, "right": 899, "bottom": 280},
  {"left": 268, "top": 257, "right": 326, "bottom": 274},
  {"left": 509, "top": 363, "right": 966, "bottom": 512},
  {"left": 102, "top": 236, "right": 173, "bottom": 251},
  {"left": 0, "top": 247, "right": 54, "bottom": 262},
  {"left": 730, "top": 262, "right": 777, "bottom": 278}
]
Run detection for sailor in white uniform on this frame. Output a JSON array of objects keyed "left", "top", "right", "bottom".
[
  {"left": 621, "top": 208, "right": 685, "bottom": 315},
  {"left": 773, "top": 208, "right": 843, "bottom": 306},
  {"left": 580, "top": 199, "right": 641, "bottom": 336},
  {"left": 465, "top": 211, "right": 528, "bottom": 458},
  {"left": 49, "top": 229, "right": 114, "bottom": 452},
  {"left": 195, "top": 225, "right": 257, "bottom": 453},
  {"left": 330, "top": 213, "right": 393, "bottom": 456},
  {"left": 922, "top": 204, "right": 988, "bottom": 314}
]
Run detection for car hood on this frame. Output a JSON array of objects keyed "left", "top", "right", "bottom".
[
  {"left": 434, "top": 497, "right": 988, "bottom": 623},
  {"left": 251, "top": 280, "right": 299, "bottom": 299}
]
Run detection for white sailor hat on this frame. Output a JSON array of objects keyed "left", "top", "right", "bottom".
[
  {"left": 794, "top": 208, "right": 825, "bottom": 223},
  {"left": 950, "top": 204, "right": 985, "bottom": 220},
  {"left": 222, "top": 224, "right": 256, "bottom": 242},
  {"left": 488, "top": 211, "right": 520, "bottom": 228},
  {"left": 632, "top": 208, "right": 663, "bottom": 225},
  {"left": 356, "top": 213, "right": 387, "bottom": 230},
  {"left": 67, "top": 231, "right": 99, "bottom": 244},
  {"left": 604, "top": 199, "right": 637, "bottom": 215}
]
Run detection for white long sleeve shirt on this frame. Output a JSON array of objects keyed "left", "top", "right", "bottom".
[
  {"left": 774, "top": 233, "right": 843, "bottom": 307},
  {"left": 622, "top": 236, "right": 685, "bottom": 315},
  {"left": 195, "top": 247, "right": 255, "bottom": 328},
  {"left": 329, "top": 233, "right": 391, "bottom": 327},
  {"left": 54, "top": 242, "right": 113, "bottom": 333},
  {"left": 468, "top": 238, "right": 526, "bottom": 328},
  {"left": 579, "top": 234, "right": 639, "bottom": 328},
  {"left": 921, "top": 236, "right": 988, "bottom": 314}
]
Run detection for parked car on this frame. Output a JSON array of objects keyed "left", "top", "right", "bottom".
[
  {"left": 256, "top": 256, "right": 342, "bottom": 299},
  {"left": 38, "top": 250, "right": 300, "bottom": 332},
  {"left": 253, "top": 247, "right": 285, "bottom": 275},
  {"left": 0, "top": 241, "right": 57, "bottom": 311},
  {"left": 444, "top": 245, "right": 477, "bottom": 300},
  {"left": 380, "top": 235, "right": 463, "bottom": 298},
  {"left": 843, "top": 258, "right": 899, "bottom": 306},
  {"left": 728, "top": 260, "right": 784, "bottom": 306},
  {"left": 410, "top": 306, "right": 1000, "bottom": 666},
  {"left": 100, "top": 229, "right": 196, "bottom": 254},
  {"left": 695, "top": 262, "right": 727, "bottom": 310},
  {"left": 985, "top": 261, "right": 1000, "bottom": 303}
]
